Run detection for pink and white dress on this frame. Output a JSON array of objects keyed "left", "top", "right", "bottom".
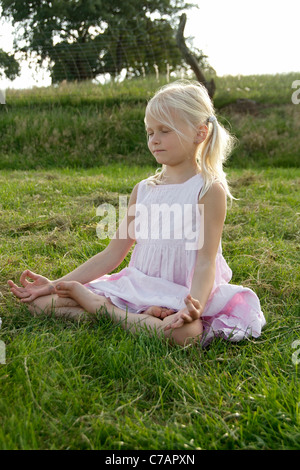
[{"left": 85, "top": 174, "right": 266, "bottom": 346}]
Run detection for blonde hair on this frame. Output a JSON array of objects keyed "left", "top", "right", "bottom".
[{"left": 144, "top": 80, "right": 236, "bottom": 200}]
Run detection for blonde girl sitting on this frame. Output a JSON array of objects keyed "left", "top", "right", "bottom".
[{"left": 8, "top": 80, "right": 266, "bottom": 346}]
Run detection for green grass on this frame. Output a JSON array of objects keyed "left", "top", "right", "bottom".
[
  {"left": 0, "top": 73, "right": 299, "bottom": 450},
  {"left": 0, "top": 165, "right": 299, "bottom": 450},
  {"left": 1, "top": 72, "right": 299, "bottom": 170}
]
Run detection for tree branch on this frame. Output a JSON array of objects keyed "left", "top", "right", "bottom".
[{"left": 176, "top": 14, "right": 215, "bottom": 98}]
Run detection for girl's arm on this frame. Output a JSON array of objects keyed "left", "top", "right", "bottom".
[
  {"left": 8, "top": 184, "right": 138, "bottom": 301},
  {"left": 190, "top": 181, "right": 226, "bottom": 307},
  {"left": 53, "top": 183, "right": 138, "bottom": 285},
  {"left": 165, "top": 182, "right": 226, "bottom": 329}
]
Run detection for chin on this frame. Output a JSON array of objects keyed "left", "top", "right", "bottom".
[
  {"left": 154, "top": 155, "right": 166, "bottom": 163},
  {"left": 156, "top": 158, "right": 169, "bottom": 166}
]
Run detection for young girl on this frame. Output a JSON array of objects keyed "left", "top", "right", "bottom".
[{"left": 8, "top": 80, "right": 266, "bottom": 347}]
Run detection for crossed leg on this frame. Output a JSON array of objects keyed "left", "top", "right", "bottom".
[
  {"left": 28, "top": 281, "right": 203, "bottom": 346},
  {"left": 27, "top": 294, "right": 88, "bottom": 321}
]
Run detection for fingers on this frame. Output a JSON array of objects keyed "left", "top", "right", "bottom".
[
  {"left": 20, "top": 295, "right": 35, "bottom": 303},
  {"left": 184, "top": 295, "right": 202, "bottom": 319},
  {"left": 160, "top": 308, "right": 175, "bottom": 319},
  {"left": 55, "top": 289, "right": 69, "bottom": 298},
  {"left": 9, "top": 288, "right": 33, "bottom": 302},
  {"left": 185, "top": 293, "right": 201, "bottom": 309},
  {"left": 20, "top": 270, "right": 30, "bottom": 287},
  {"left": 20, "top": 269, "right": 38, "bottom": 287},
  {"left": 55, "top": 283, "right": 71, "bottom": 297},
  {"left": 164, "top": 295, "right": 203, "bottom": 331},
  {"left": 7, "top": 281, "right": 31, "bottom": 299},
  {"left": 10, "top": 288, "right": 33, "bottom": 302},
  {"left": 164, "top": 311, "right": 193, "bottom": 331},
  {"left": 164, "top": 319, "right": 183, "bottom": 330},
  {"left": 7, "top": 280, "right": 18, "bottom": 289}
]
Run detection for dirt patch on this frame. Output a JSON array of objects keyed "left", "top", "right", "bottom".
[
  {"left": 221, "top": 99, "right": 271, "bottom": 116},
  {"left": 230, "top": 172, "right": 259, "bottom": 188}
]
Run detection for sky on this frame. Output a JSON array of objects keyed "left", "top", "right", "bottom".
[{"left": 0, "top": 0, "right": 299, "bottom": 89}]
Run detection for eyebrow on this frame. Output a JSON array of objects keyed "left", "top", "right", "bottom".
[{"left": 145, "top": 124, "right": 171, "bottom": 131}]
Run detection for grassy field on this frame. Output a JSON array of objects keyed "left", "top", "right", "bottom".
[
  {"left": 0, "top": 73, "right": 299, "bottom": 450},
  {"left": 1, "top": 73, "right": 299, "bottom": 170}
]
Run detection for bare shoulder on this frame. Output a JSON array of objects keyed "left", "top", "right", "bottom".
[
  {"left": 199, "top": 181, "right": 226, "bottom": 204},
  {"left": 128, "top": 182, "right": 139, "bottom": 205},
  {"left": 199, "top": 182, "right": 227, "bottom": 222}
]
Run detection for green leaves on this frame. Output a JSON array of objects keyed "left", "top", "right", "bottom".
[
  {"left": 0, "top": 0, "right": 194, "bottom": 83},
  {"left": 0, "top": 49, "right": 20, "bottom": 79}
]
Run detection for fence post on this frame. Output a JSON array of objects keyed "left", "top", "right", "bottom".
[{"left": 0, "top": 89, "right": 6, "bottom": 104}]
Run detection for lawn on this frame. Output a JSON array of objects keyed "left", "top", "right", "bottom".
[{"left": 0, "top": 74, "right": 299, "bottom": 450}]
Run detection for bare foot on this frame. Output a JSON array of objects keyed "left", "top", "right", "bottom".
[
  {"left": 56, "top": 282, "right": 176, "bottom": 319},
  {"left": 143, "top": 305, "right": 175, "bottom": 319},
  {"left": 55, "top": 281, "right": 107, "bottom": 314}
]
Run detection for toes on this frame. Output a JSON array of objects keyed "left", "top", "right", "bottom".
[
  {"left": 151, "top": 306, "right": 163, "bottom": 317},
  {"left": 161, "top": 308, "right": 175, "bottom": 318},
  {"left": 144, "top": 306, "right": 176, "bottom": 319},
  {"left": 144, "top": 306, "right": 160, "bottom": 317}
]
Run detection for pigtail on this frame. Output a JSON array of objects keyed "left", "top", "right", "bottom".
[{"left": 198, "top": 118, "right": 236, "bottom": 201}]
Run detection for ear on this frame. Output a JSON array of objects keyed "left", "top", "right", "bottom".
[{"left": 194, "top": 125, "right": 208, "bottom": 144}]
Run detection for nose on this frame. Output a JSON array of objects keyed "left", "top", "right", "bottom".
[{"left": 151, "top": 132, "right": 161, "bottom": 144}]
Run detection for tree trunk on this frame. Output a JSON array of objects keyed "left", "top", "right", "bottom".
[{"left": 176, "top": 14, "right": 215, "bottom": 99}]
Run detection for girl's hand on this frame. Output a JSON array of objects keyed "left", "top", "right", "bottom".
[
  {"left": 164, "top": 294, "right": 203, "bottom": 330},
  {"left": 7, "top": 269, "right": 55, "bottom": 303}
]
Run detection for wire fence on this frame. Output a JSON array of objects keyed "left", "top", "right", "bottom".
[{"left": 0, "top": 10, "right": 213, "bottom": 90}]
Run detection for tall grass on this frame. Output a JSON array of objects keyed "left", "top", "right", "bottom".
[{"left": 1, "top": 72, "right": 299, "bottom": 170}]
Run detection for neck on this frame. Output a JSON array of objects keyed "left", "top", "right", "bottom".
[{"left": 162, "top": 162, "right": 201, "bottom": 184}]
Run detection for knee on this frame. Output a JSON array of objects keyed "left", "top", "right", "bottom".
[{"left": 162, "top": 318, "right": 203, "bottom": 346}]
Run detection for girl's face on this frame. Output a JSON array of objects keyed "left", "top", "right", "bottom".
[{"left": 145, "top": 113, "right": 198, "bottom": 168}]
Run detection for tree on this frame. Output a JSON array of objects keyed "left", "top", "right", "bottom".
[
  {"left": 176, "top": 13, "right": 216, "bottom": 97},
  {"left": 0, "top": 0, "right": 196, "bottom": 83},
  {"left": 0, "top": 49, "right": 20, "bottom": 79}
]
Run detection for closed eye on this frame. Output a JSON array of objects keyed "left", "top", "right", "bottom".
[{"left": 146, "top": 128, "right": 171, "bottom": 138}]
